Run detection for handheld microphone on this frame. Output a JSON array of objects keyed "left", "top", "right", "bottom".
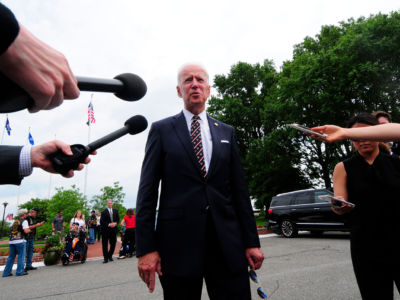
[
  {"left": 0, "top": 72, "right": 147, "bottom": 113},
  {"left": 50, "top": 115, "right": 148, "bottom": 175}
]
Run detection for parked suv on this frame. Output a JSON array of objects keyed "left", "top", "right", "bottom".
[{"left": 267, "top": 188, "right": 350, "bottom": 238}]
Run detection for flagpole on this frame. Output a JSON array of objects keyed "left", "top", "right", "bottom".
[{"left": 83, "top": 94, "right": 94, "bottom": 198}]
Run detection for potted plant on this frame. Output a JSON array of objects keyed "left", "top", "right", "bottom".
[{"left": 42, "top": 235, "right": 64, "bottom": 266}]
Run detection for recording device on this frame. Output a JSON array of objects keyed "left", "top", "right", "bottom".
[
  {"left": 318, "top": 195, "right": 355, "bottom": 208},
  {"left": 288, "top": 123, "right": 328, "bottom": 139},
  {"left": 0, "top": 72, "right": 147, "bottom": 113},
  {"left": 50, "top": 115, "right": 148, "bottom": 175}
]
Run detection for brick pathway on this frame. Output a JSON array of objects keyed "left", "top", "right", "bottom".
[{"left": 86, "top": 239, "right": 122, "bottom": 259}]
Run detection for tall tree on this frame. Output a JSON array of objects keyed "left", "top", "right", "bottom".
[
  {"left": 278, "top": 11, "right": 400, "bottom": 188},
  {"left": 208, "top": 61, "right": 311, "bottom": 209}
]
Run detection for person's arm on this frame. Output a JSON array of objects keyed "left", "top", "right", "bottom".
[
  {"left": 120, "top": 218, "right": 126, "bottom": 227},
  {"left": 229, "top": 128, "right": 264, "bottom": 270},
  {"left": 22, "top": 220, "right": 30, "bottom": 234},
  {"left": 136, "top": 123, "right": 163, "bottom": 292},
  {"left": 312, "top": 123, "right": 400, "bottom": 142},
  {"left": 332, "top": 162, "right": 354, "bottom": 215},
  {"left": 51, "top": 218, "right": 55, "bottom": 231},
  {"left": 0, "top": 23, "right": 80, "bottom": 113}
]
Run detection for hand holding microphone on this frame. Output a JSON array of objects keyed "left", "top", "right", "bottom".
[{"left": 50, "top": 115, "right": 148, "bottom": 175}]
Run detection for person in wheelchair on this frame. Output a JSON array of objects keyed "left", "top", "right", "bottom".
[{"left": 63, "top": 222, "right": 86, "bottom": 263}]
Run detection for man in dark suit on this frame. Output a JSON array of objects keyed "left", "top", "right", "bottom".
[
  {"left": 0, "top": 142, "right": 91, "bottom": 185},
  {"left": 101, "top": 199, "right": 119, "bottom": 263},
  {"left": 136, "top": 64, "right": 264, "bottom": 299}
]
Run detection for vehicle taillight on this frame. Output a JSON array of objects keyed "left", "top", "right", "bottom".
[{"left": 268, "top": 208, "right": 273, "bottom": 214}]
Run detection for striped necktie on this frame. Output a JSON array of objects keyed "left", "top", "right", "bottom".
[{"left": 191, "top": 115, "right": 207, "bottom": 177}]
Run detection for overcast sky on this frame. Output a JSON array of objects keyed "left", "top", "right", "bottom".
[{"left": 1, "top": 0, "right": 399, "bottom": 216}]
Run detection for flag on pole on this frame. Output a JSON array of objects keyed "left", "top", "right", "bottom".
[
  {"left": 6, "top": 213, "right": 13, "bottom": 221},
  {"left": 28, "top": 132, "right": 34, "bottom": 145},
  {"left": 5, "top": 117, "right": 11, "bottom": 135},
  {"left": 87, "top": 101, "right": 96, "bottom": 126}
]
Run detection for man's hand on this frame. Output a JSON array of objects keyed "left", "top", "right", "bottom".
[
  {"left": 109, "top": 222, "right": 117, "bottom": 228},
  {"left": 246, "top": 247, "right": 264, "bottom": 270},
  {"left": 31, "top": 140, "right": 94, "bottom": 178},
  {"left": 0, "top": 25, "right": 80, "bottom": 113},
  {"left": 138, "top": 251, "right": 162, "bottom": 293}
]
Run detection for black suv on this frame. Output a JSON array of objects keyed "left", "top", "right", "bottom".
[{"left": 267, "top": 188, "right": 350, "bottom": 238}]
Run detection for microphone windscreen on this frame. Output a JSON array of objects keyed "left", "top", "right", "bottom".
[
  {"left": 114, "top": 73, "right": 147, "bottom": 101},
  {"left": 125, "top": 115, "right": 148, "bottom": 134}
]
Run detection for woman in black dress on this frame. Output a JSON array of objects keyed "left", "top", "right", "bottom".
[{"left": 332, "top": 113, "right": 400, "bottom": 300}]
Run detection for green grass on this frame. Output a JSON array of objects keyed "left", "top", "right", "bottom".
[{"left": 255, "top": 214, "right": 266, "bottom": 227}]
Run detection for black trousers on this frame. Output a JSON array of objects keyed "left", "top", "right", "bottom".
[
  {"left": 159, "top": 213, "right": 251, "bottom": 300},
  {"left": 122, "top": 228, "right": 135, "bottom": 255},
  {"left": 102, "top": 228, "right": 117, "bottom": 260},
  {"left": 95, "top": 226, "right": 101, "bottom": 241},
  {"left": 351, "top": 236, "right": 400, "bottom": 300}
]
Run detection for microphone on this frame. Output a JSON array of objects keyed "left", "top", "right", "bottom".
[
  {"left": 0, "top": 72, "right": 147, "bottom": 113},
  {"left": 50, "top": 115, "right": 148, "bottom": 175}
]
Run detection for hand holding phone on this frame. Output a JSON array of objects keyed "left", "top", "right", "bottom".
[
  {"left": 289, "top": 123, "right": 328, "bottom": 139},
  {"left": 318, "top": 195, "right": 355, "bottom": 208}
]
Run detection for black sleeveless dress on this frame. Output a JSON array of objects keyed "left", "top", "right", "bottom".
[{"left": 343, "top": 152, "right": 400, "bottom": 299}]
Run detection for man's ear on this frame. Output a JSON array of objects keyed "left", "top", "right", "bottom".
[{"left": 177, "top": 86, "right": 182, "bottom": 98}]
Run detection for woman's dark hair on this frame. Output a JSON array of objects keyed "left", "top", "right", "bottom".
[
  {"left": 126, "top": 208, "right": 134, "bottom": 217},
  {"left": 347, "top": 113, "right": 379, "bottom": 128}
]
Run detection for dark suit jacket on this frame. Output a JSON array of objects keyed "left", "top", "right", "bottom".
[
  {"left": 136, "top": 112, "right": 260, "bottom": 277},
  {"left": 0, "top": 145, "right": 23, "bottom": 185},
  {"left": 100, "top": 208, "right": 120, "bottom": 233}
]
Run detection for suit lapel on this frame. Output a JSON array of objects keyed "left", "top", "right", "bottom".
[{"left": 172, "top": 112, "right": 204, "bottom": 178}]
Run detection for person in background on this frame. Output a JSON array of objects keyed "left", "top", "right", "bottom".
[
  {"left": 119, "top": 208, "right": 136, "bottom": 259},
  {"left": 52, "top": 210, "right": 65, "bottom": 236},
  {"left": 2, "top": 209, "right": 30, "bottom": 277},
  {"left": 95, "top": 211, "right": 101, "bottom": 242},
  {"left": 25, "top": 208, "right": 44, "bottom": 272},
  {"left": 63, "top": 222, "right": 83, "bottom": 262},
  {"left": 88, "top": 210, "right": 96, "bottom": 244},
  {"left": 372, "top": 110, "right": 400, "bottom": 156},
  {"left": 70, "top": 210, "right": 86, "bottom": 230},
  {"left": 101, "top": 199, "right": 119, "bottom": 263},
  {"left": 331, "top": 113, "right": 400, "bottom": 299}
]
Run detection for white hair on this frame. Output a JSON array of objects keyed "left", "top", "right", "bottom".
[{"left": 177, "top": 63, "right": 209, "bottom": 86}]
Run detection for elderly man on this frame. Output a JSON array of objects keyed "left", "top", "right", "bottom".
[{"left": 136, "top": 64, "right": 264, "bottom": 299}]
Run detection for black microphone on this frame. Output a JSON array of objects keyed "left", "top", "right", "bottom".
[
  {"left": 50, "top": 115, "right": 148, "bottom": 175},
  {"left": 0, "top": 72, "right": 147, "bottom": 113}
]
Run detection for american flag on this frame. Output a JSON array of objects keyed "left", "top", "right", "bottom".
[
  {"left": 6, "top": 213, "right": 13, "bottom": 221},
  {"left": 87, "top": 101, "right": 96, "bottom": 126}
]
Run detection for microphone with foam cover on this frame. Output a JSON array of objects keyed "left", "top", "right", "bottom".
[
  {"left": 50, "top": 115, "right": 148, "bottom": 175},
  {"left": 0, "top": 72, "right": 147, "bottom": 113}
]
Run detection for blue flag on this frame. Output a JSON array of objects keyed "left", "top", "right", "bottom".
[
  {"left": 5, "top": 117, "right": 11, "bottom": 136},
  {"left": 28, "top": 132, "right": 34, "bottom": 145}
]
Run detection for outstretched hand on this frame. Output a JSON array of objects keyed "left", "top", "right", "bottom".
[
  {"left": 311, "top": 125, "right": 348, "bottom": 142},
  {"left": 31, "top": 140, "right": 95, "bottom": 177}
]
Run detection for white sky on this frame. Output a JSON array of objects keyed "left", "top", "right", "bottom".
[{"left": 1, "top": 0, "right": 399, "bottom": 216}]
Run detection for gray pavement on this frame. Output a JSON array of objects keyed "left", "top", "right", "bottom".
[{"left": 1, "top": 232, "right": 399, "bottom": 299}]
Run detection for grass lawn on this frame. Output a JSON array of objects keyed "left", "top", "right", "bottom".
[{"left": 255, "top": 214, "right": 266, "bottom": 227}]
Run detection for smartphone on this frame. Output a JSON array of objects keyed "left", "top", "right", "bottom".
[
  {"left": 318, "top": 195, "right": 355, "bottom": 208},
  {"left": 288, "top": 123, "right": 328, "bottom": 139}
]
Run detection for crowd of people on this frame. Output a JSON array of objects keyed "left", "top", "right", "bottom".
[{"left": 2, "top": 199, "right": 136, "bottom": 276}]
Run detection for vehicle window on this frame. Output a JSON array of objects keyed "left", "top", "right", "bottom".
[
  {"left": 294, "top": 192, "right": 313, "bottom": 205},
  {"left": 314, "top": 190, "right": 332, "bottom": 203},
  {"left": 272, "top": 196, "right": 291, "bottom": 206}
]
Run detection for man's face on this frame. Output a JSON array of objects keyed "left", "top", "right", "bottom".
[
  {"left": 31, "top": 211, "right": 38, "bottom": 217},
  {"left": 58, "top": 212, "right": 63, "bottom": 217},
  {"left": 177, "top": 65, "right": 210, "bottom": 113},
  {"left": 107, "top": 201, "right": 113, "bottom": 209},
  {"left": 72, "top": 224, "right": 78, "bottom": 231}
]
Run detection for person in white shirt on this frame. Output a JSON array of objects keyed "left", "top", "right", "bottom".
[{"left": 70, "top": 210, "right": 86, "bottom": 229}]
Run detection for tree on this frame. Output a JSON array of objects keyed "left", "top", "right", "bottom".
[
  {"left": 277, "top": 11, "right": 400, "bottom": 188},
  {"left": 208, "top": 61, "right": 311, "bottom": 209}
]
